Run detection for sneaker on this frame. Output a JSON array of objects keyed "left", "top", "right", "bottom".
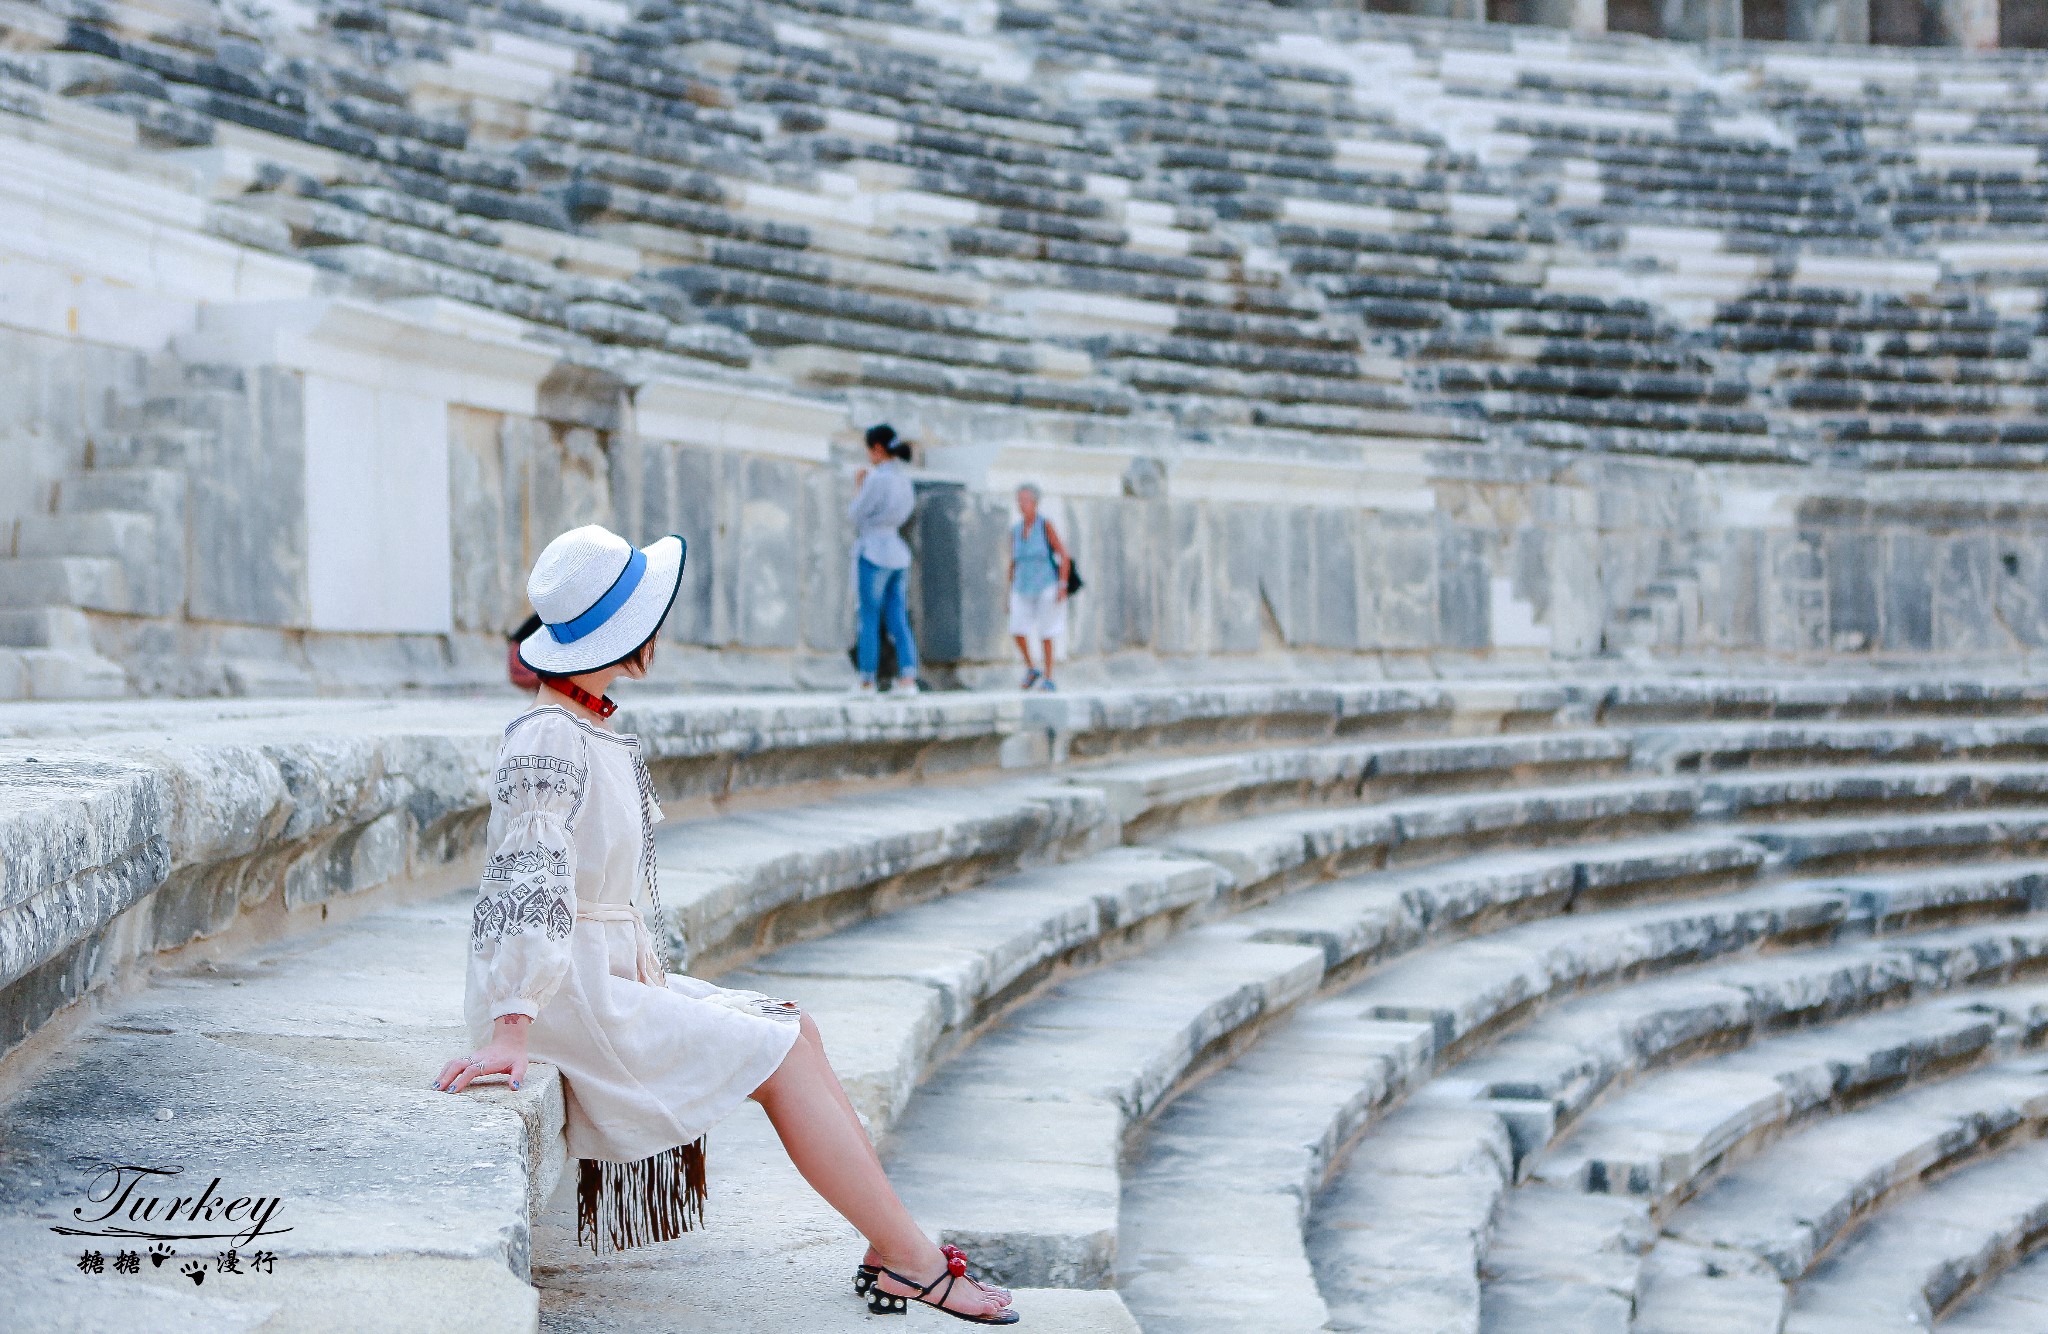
[
  {"left": 893, "top": 677, "right": 921, "bottom": 696},
  {"left": 1038, "top": 678, "right": 1057, "bottom": 692},
  {"left": 1020, "top": 668, "right": 1042, "bottom": 690}
]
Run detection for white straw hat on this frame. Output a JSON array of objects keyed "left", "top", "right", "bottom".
[{"left": 517, "top": 525, "right": 687, "bottom": 676}]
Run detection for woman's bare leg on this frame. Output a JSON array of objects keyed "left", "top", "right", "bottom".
[
  {"left": 1041, "top": 637, "right": 1056, "bottom": 684},
  {"left": 751, "top": 1015, "right": 1009, "bottom": 1316},
  {"left": 1012, "top": 634, "right": 1035, "bottom": 674}
]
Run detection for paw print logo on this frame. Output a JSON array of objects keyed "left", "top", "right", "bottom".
[
  {"left": 179, "top": 1259, "right": 206, "bottom": 1286},
  {"left": 148, "top": 1243, "right": 175, "bottom": 1269}
]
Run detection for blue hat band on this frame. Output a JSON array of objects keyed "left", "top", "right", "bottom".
[{"left": 547, "top": 547, "right": 647, "bottom": 645}]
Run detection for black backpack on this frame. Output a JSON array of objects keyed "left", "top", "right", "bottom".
[{"left": 1054, "top": 549, "right": 1083, "bottom": 596}]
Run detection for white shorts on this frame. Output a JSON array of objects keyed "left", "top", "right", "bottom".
[{"left": 1008, "top": 586, "right": 1067, "bottom": 642}]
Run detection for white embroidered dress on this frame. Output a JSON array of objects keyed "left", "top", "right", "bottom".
[{"left": 465, "top": 706, "right": 802, "bottom": 1173}]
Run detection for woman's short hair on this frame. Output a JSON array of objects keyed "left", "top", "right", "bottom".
[
  {"left": 865, "top": 423, "right": 896, "bottom": 450},
  {"left": 531, "top": 626, "right": 661, "bottom": 681},
  {"left": 1016, "top": 482, "right": 1042, "bottom": 503}
]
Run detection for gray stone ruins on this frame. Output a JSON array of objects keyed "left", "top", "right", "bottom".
[
  {"left": 7, "top": 0, "right": 2048, "bottom": 1330},
  {"left": 1, "top": 0, "right": 2048, "bottom": 698}
]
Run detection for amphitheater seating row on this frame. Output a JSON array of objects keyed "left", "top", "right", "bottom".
[
  {"left": 21, "top": 679, "right": 2048, "bottom": 1331},
  {"left": 6, "top": 0, "right": 2046, "bottom": 471}
]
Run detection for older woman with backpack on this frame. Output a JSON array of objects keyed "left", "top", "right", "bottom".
[{"left": 1006, "top": 483, "right": 1071, "bottom": 692}]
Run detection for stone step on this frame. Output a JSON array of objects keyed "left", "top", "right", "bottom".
[
  {"left": 1448, "top": 898, "right": 2048, "bottom": 1138},
  {"left": 1250, "top": 827, "right": 1768, "bottom": 955},
  {"left": 885, "top": 927, "right": 1329, "bottom": 1288},
  {"left": 58, "top": 464, "right": 187, "bottom": 518},
  {"left": 1790, "top": 859, "right": 2048, "bottom": 929},
  {"left": 1075, "top": 728, "right": 1630, "bottom": 837},
  {"left": 0, "top": 645, "right": 131, "bottom": 699},
  {"left": 15, "top": 510, "right": 157, "bottom": 561},
  {"left": 530, "top": 1104, "right": 1141, "bottom": 1332},
  {"left": 1118, "top": 868, "right": 1820, "bottom": 1333},
  {"left": 1481, "top": 992, "right": 2048, "bottom": 1331},
  {"left": 1114, "top": 356, "right": 1415, "bottom": 410},
  {"left": 1341, "top": 885, "right": 2005, "bottom": 1069},
  {"left": 0, "top": 605, "right": 99, "bottom": 651},
  {"left": 0, "top": 555, "right": 132, "bottom": 613},
  {"left": 1305, "top": 910, "right": 2048, "bottom": 1334},
  {"left": 12, "top": 510, "right": 175, "bottom": 617},
  {"left": 0, "top": 893, "right": 550, "bottom": 1331},
  {"left": 1119, "top": 1000, "right": 1433, "bottom": 1333},
  {"left": 1115, "top": 836, "right": 2048, "bottom": 1328},
  {"left": 652, "top": 778, "right": 1114, "bottom": 971},
  {"left": 1645, "top": 1077, "right": 2048, "bottom": 1333},
  {"left": 1160, "top": 774, "right": 1702, "bottom": 899},
  {"left": 720, "top": 845, "right": 1224, "bottom": 1128},
  {"left": 1744, "top": 808, "right": 2048, "bottom": 871},
  {"left": 767, "top": 342, "right": 1137, "bottom": 414},
  {"left": 1701, "top": 759, "right": 2048, "bottom": 819},
  {"left": 1312, "top": 1102, "right": 1515, "bottom": 1334},
  {"left": 1630, "top": 717, "right": 2048, "bottom": 773},
  {"left": 1942, "top": 1243, "right": 2048, "bottom": 1333}
]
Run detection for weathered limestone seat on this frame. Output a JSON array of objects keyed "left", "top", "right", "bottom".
[
  {"left": 1484, "top": 996, "right": 2048, "bottom": 1330},
  {"left": 1638, "top": 1069, "right": 2048, "bottom": 1332},
  {"left": 0, "top": 892, "right": 551, "bottom": 1332},
  {"left": 861, "top": 700, "right": 2048, "bottom": 1307},
  {"left": 1332, "top": 924, "right": 2048, "bottom": 1327},
  {"left": 1036, "top": 698, "right": 2048, "bottom": 1330},
  {"left": 1127, "top": 875, "right": 2048, "bottom": 1330},
  {"left": 18, "top": 677, "right": 2048, "bottom": 1330},
  {"left": 653, "top": 777, "right": 1112, "bottom": 971},
  {"left": 1945, "top": 1243, "right": 2048, "bottom": 1332},
  {"left": 722, "top": 845, "right": 1224, "bottom": 1127}
]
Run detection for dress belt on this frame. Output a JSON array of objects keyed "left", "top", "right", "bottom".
[{"left": 575, "top": 901, "right": 668, "bottom": 986}]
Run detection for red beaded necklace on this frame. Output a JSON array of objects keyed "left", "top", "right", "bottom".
[{"left": 544, "top": 678, "right": 618, "bottom": 719}]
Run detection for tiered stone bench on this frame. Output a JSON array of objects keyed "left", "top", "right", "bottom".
[
  {"left": 11, "top": 0, "right": 2045, "bottom": 486},
  {"left": 0, "top": 679, "right": 1558, "bottom": 1328},
  {"left": 1638, "top": 1066, "right": 2048, "bottom": 1332},
  {"left": 1067, "top": 692, "right": 2048, "bottom": 1331},
  {"left": 1486, "top": 995, "right": 2048, "bottom": 1330},
  {"left": 14, "top": 676, "right": 2048, "bottom": 1332},
  {"left": 1946, "top": 1245, "right": 2048, "bottom": 1334},
  {"left": 11, "top": 0, "right": 2048, "bottom": 702}
]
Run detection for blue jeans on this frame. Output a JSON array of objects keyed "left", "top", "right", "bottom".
[{"left": 855, "top": 557, "right": 918, "bottom": 681}]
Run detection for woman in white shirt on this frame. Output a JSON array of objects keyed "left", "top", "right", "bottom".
[
  {"left": 437, "top": 524, "right": 1014, "bottom": 1324},
  {"left": 848, "top": 424, "right": 921, "bottom": 696}
]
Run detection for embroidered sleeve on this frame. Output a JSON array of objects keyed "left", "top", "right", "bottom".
[{"left": 467, "top": 713, "right": 587, "bottom": 1022}]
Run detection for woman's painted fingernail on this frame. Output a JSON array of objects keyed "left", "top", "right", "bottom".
[
  {"left": 511, "top": 1081, "right": 521, "bottom": 1089},
  {"left": 432, "top": 1082, "right": 442, "bottom": 1089}
]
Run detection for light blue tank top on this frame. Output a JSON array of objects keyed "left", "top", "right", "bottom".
[{"left": 1011, "top": 518, "right": 1056, "bottom": 596}]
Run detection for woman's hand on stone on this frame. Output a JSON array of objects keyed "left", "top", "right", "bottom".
[{"left": 435, "top": 1016, "right": 530, "bottom": 1093}]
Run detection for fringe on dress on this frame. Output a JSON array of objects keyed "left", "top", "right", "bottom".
[{"left": 576, "top": 1137, "right": 708, "bottom": 1253}]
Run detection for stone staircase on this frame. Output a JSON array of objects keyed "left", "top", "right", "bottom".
[
  {"left": 1606, "top": 540, "right": 1718, "bottom": 657},
  {"left": 0, "top": 357, "right": 221, "bottom": 700},
  {"left": 12, "top": 677, "right": 2048, "bottom": 1330}
]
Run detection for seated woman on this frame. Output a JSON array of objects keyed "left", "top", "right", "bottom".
[{"left": 436, "top": 523, "right": 1015, "bottom": 1324}]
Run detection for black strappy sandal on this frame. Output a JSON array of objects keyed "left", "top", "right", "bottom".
[
  {"left": 857, "top": 1246, "right": 1008, "bottom": 1303},
  {"left": 866, "top": 1249, "right": 1019, "bottom": 1324}
]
